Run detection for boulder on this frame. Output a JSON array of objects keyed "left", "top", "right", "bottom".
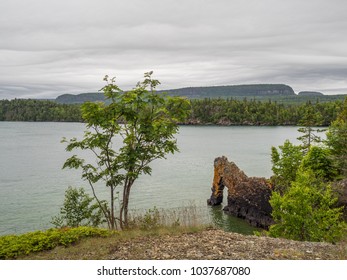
[{"left": 207, "top": 156, "right": 273, "bottom": 228}]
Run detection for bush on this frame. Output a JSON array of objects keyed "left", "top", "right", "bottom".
[
  {"left": 0, "top": 227, "right": 111, "bottom": 259},
  {"left": 51, "top": 187, "right": 106, "bottom": 228},
  {"left": 269, "top": 170, "right": 346, "bottom": 243},
  {"left": 128, "top": 207, "right": 161, "bottom": 230}
]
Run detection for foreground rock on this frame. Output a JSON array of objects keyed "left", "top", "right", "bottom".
[{"left": 207, "top": 156, "right": 273, "bottom": 228}]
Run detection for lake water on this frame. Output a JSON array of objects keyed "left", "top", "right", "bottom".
[{"left": 0, "top": 122, "right": 302, "bottom": 235}]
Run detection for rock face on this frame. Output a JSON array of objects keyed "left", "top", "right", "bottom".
[
  {"left": 162, "top": 84, "right": 295, "bottom": 98},
  {"left": 207, "top": 156, "right": 273, "bottom": 228}
]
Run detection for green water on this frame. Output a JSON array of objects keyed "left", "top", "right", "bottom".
[
  {"left": 0, "top": 122, "right": 301, "bottom": 235},
  {"left": 209, "top": 205, "right": 256, "bottom": 235}
]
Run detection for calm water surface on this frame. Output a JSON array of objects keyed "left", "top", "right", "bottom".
[{"left": 0, "top": 122, "right": 301, "bottom": 235}]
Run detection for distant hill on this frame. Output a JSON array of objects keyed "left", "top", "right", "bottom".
[
  {"left": 55, "top": 84, "right": 346, "bottom": 105},
  {"left": 55, "top": 84, "right": 295, "bottom": 104},
  {"left": 298, "top": 91, "right": 324, "bottom": 96},
  {"left": 56, "top": 92, "right": 104, "bottom": 104},
  {"left": 158, "top": 84, "right": 295, "bottom": 98}
]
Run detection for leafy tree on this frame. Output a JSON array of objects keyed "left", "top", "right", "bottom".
[
  {"left": 271, "top": 140, "right": 303, "bottom": 193},
  {"left": 51, "top": 187, "right": 105, "bottom": 228},
  {"left": 62, "top": 72, "right": 191, "bottom": 229},
  {"left": 269, "top": 169, "right": 346, "bottom": 243}
]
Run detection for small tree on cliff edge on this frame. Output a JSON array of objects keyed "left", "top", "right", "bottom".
[
  {"left": 297, "top": 101, "right": 324, "bottom": 153},
  {"left": 62, "top": 72, "right": 191, "bottom": 229}
]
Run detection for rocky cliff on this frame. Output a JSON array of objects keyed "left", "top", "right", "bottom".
[
  {"left": 55, "top": 84, "right": 296, "bottom": 104},
  {"left": 161, "top": 84, "right": 295, "bottom": 98},
  {"left": 207, "top": 156, "right": 273, "bottom": 228}
]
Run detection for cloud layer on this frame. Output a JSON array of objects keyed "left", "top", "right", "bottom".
[{"left": 1, "top": 0, "right": 347, "bottom": 99}]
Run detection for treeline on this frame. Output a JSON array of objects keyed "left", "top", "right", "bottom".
[
  {"left": 0, "top": 99, "right": 82, "bottom": 122},
  {"left": 187, "top": 98, "right": 343, "bottom": 126},
  {"left": 0, "top": 97, "right": 344, "bottom": 126}
]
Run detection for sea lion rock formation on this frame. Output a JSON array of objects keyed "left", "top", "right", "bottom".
[{"left": 207, "top": 156, "right": 273, "bottom": 228}]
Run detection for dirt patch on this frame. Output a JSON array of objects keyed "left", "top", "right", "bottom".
[{"left": 109, "top": 229, "right": 345, "bottom": 260}]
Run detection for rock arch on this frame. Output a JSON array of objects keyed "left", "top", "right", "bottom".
[{"left": 207, "top": 156, "right": 273, "bottom": 228}]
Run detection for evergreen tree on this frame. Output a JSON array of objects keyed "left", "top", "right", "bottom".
[
  {"left": 297, "top": 101, "right": 324, "bottom": 153},
  {"left": 326, "top": 97, "right": 347, "bottom": 177},
  {"left": 300, "top": 146, "right": 338, "bottom": 181}
]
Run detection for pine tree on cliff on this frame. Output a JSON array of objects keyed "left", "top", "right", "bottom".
[{"left": 297, "top": 101, "right": 324, "bottom": 153}]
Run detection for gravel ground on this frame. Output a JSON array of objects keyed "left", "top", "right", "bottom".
[
  {"left": 22, "top": 228, "right": 346, "bottom": 260},
  {"left": 109, "top": 229, "right": 346, "bottom": 260}
]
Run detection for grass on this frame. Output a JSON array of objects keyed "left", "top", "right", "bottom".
[
  {"left": 20, "top": 225, "right": 208, "bottom": 260},
  {"left": 2, "top": 205, "right": 210, "bottom": 260},
  {"left": 128, "top": 205, "right": 206, "bottom": 230}
]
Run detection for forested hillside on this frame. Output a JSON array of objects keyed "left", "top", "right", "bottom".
[
  {"left": 1, "top": 98, "right": 344, "bottom": 126},
  {"left": 55, "top": 88, "right": 346, "bottom": 105},
  {"left": 188, "top": 98, "right": 341, "bottom": 126},
  {"left": 56, "top": 92, "right": 105, "bottom": 104},
  {"left": 0, "top": 99, "right": 82, "bottom": 122},
  {"left": 159, "top": 84, "right": 295, "bottom": 98}
]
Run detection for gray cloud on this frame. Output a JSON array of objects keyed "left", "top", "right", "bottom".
[{"left": 1, "top": 0, "right": 347, "bottom": 99}]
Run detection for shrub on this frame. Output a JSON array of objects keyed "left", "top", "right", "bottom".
[
  {"left": 51, "top": 187, "right": 105, "bottom": 228},
  {"left": 0, "top": 227, "right": 111, "bottom": 259},
  {"left": 128, "top": 207, "right": 161, "bottom": 230},
  {"left": 269, "top": 170, "right": 346, "bottom": 243}
]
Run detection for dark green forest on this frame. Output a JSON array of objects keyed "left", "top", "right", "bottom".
[
  {"left": 188, "top": 98, "right": 343, "bottom": 126},
  {"left": 0, "top": 97, "right": 345, "bottom": 126},
  {"left": 0, "top": 99, "right": 82, "bottom": 122}
]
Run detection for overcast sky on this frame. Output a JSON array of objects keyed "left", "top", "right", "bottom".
[{"left": 1, "top": 0, "right": 347, "bottom": 99}]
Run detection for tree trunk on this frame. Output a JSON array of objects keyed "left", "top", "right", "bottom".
[
  {"left": 110, "top": 186, "right": 115, "bottom": 230},
  {"left": 88, "top": 180, "right": 112, "bottom": 229},
  {"left": 119, "top": 180, "right": 133, "bottom": 230}
]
